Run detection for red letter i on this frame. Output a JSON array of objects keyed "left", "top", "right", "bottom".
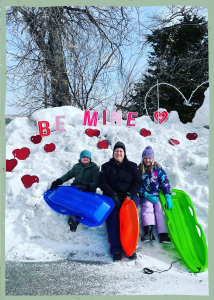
[{"left": 103, "top": 110, "right": 106, "bottom": 125}]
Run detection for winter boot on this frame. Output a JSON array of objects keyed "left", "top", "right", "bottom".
[
  {"left": 68, "top": 216, "right": 78, "bottom": 232},
  {"left": 127, "top": 252, "right": 137, "bottom": 260},
  {"left": 159, "top": 233, "right": 171, "bottom": 243},
  {"left": 113, "top": 253, "right": 122, "bottom": 262},
  {"left": 141, "top": 225, "right": 155, "bottom": 242}
]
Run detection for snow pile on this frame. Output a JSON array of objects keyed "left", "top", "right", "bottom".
[
  {"left": 5, "top": 89, "right": 209, "bottom": 295},
  {"left": 192, "top": 88, "right": 209, "bottom": 127},
  {"left": 30, "top": 106, "right": 85, "bottom": 130}
]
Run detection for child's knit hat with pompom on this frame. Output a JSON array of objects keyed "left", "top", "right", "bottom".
[{"left": 142, "top": 146, "right": 154, "bottom": 160}]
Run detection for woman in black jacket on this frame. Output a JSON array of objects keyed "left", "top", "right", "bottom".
[{"left": 98, "top": 141, "right": 141, "bottom": 262}]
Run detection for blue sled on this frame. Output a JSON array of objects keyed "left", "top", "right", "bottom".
[{"left": 44, "top": 186, "right": 115, "bottom": 227}]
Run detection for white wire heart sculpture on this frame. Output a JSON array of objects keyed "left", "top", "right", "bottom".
[{"left": 144, "top": 81, "right": 209, "bottom": 116}]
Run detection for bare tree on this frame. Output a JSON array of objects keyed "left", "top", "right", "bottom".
[
  {"left": 144, "top": 5, "right": 207, "bottom": 30},
  {"left": 6, "top": 6, "right": 146, "bottom": 115}
]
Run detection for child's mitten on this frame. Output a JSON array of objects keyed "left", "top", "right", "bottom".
[
  {"left": 51, "top": 178, "right": 63, "bottom": 190},
  {"left": 165, "top": 194, "right": 173, "bottom": 210},
  {"left": 144, "top": 192, "right": 159, "bottom": 203}
]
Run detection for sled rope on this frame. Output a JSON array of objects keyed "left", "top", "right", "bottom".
[
  {"left": 143, "top": 259, "right": 182, "bottom": 274},
  {"left": 143, "top": 259, "right": 201, "bottom": 274}
]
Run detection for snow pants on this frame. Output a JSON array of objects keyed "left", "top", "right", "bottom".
[
  {"left": 106, "top": 195, "right": 138, "bottom": 255},
  {"left": 141, "top": 198, "right": 168, "bottom": 234}
]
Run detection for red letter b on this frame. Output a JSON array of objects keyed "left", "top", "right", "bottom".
[{"left": 38, "top": 121, "right": 51, "bottom": 137}]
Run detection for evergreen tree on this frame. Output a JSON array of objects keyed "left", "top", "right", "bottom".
[{"left": 121, "top": 14, "right": 208, "bottom": 123}]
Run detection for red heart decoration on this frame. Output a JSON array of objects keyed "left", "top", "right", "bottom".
[
  {"left": 97, "top": 140, "right": 109, "bottom": 149},
  {"left": 186, "top": 133, "right": 198, "bottom": 140},
  {"left": 169, "top": 139, "right": 180, "bottom": 146},
  {"left": 85, "top": 129, "right": 100, "bottom": 137},
  {"left": 140, "top": 128, "right": 151, "bottom": 137},
  {"left": 12, "top": 147, "right": 30, "bottom": 160},
  {"left": 31, "top": 135, "right": 42, "bottom": 144},
  {"left": 21, "top": 175, "right": 39, "bottom": 189},
  {"left": 44, "top": 143, "right": 56, "bottom": 153},
  {"left": 154, "top": 110, "right": 168, "bottom": 124},
  {"left": 6, "top": 159, "right": 18, "bottom": 172}
]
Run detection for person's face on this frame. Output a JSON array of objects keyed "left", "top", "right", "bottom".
[
  {"left": 143, "top": 156, "right": 152, "bottom": 166},
  {"left": 81, "top": 156, "right": 90, "bottom": 165},
  {"left": 114, "top": 148, "right": 125, "bottom": 163}
]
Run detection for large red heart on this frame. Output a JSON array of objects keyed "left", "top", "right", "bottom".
[
  {"left": 140, "top": 128, "right": 151, "bottom": 137},
  {"left": 12, "top": 147, "right": 30, "bottom": 160},
  {"left": 85, "top": 129, "right": 100, "bottom": 137},
  {"left": 31, "top": 135, "right": 42, "bottom": 144},
  {"left": 97, "top": 140, "right": 109, "bottom": 149},
  {"left": 6, "top": 159, "right": 18, "bottom": 172},
  {"left": 169, "top": 139, "right": 180, "bottom": 146},
  {"left": 154, "top": 110, "right": 168, "bottom": 124},
  {"left": 21, "top": 175, "right": 39, "bottom": 188},
  {"left": 186, "top": 133, "right": 198, "bottom": 140},
  {"left": 44, "top": 143, "right": 56, "bottom": 153}
]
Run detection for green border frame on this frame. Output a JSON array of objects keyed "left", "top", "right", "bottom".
[{"left": 0, "top": 0, "right": 212, "bottom": 299}]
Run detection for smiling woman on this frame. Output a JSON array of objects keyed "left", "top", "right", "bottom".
[
  {"left": 98, "top": 141, "right": 141, "bottom": 261},
  {"left": 113, "top": 148, "right": 125, "bottom": 163}
]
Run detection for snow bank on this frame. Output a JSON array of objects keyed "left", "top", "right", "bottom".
[
  {"left": 5, "top": 89, "right": 209, "bottom": 277},
  {"left": 192, "top": 88, "right": 209, "bottom": 127},
  {"left": 31, "top": 106, "right": 85, "bottom": 130}
]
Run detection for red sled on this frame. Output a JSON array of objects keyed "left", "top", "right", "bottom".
[{"left": 120, "top": 198, "right": 139, "bottom": 257}]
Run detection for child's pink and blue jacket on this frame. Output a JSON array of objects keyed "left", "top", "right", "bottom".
[{"left": 138, "top": 165, "right": 171, "bottom": 196}]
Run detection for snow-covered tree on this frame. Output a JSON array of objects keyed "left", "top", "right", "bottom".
[{"left": 122, "top": 11, "right": 208, "bottom": 123}]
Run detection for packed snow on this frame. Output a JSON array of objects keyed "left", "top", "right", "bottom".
[{"left": 5, "top": 89, "right": 209, "bottom": 295}]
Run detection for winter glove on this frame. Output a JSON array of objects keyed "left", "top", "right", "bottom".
[
  {"left": 78, "top": 184, "right": 91, "bottom": 192},
  {"left": 165, "top": 194, "right": 173, "bottom": 210},
  {"left": 84, "top": 184, "right": 91, "bottom": 191},
  {"left": 126, "top": 192, "right": 132, "bottom": 200},
  {"left": 113, "top": 194, "right": 122, "bottom": 209},
  {"left": 51, "top": 178, "right": 63, "bottom": 190},
  {"left": 144, "top": 192, "right": 159, "bottom": 203},
  {"left": 78, "top": 186, "right": 87, "bottom": 192}
]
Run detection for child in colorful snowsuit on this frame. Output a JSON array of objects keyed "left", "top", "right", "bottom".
[
  {"left": 50, "top": 150, "right": 99, "bottom": 232},
  {"left": 138, "top": 146, "right": 173, "bottom": 243}
]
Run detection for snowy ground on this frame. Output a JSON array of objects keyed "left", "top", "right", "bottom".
[{"left": 5, "top": 89, "right": 209, "bottom": 295}]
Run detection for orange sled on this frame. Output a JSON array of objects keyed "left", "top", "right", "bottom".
[{"left": 119, "top": 198, "right": 139, "bottom": 257}]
